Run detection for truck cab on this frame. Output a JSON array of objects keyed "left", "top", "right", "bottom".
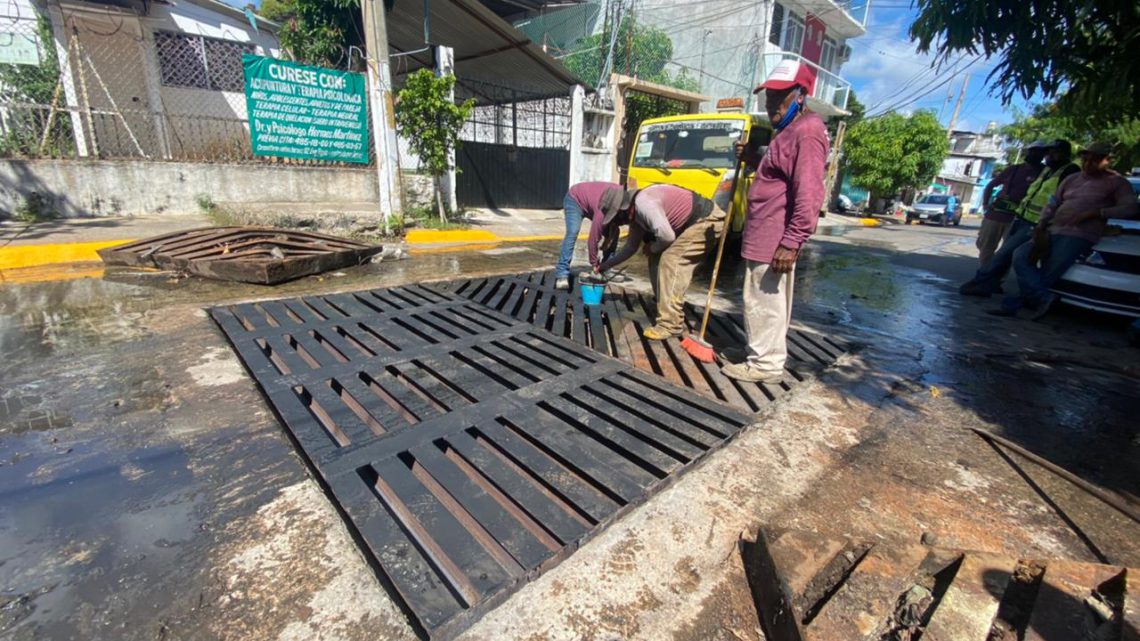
[{"left": 627, "top": 112, "right": 773, "bottom": 232}]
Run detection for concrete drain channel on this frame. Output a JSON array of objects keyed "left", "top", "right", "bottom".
[
  {"left": 744, "top": 528, "right": 1140, "bottom": 641},
  {"left": 210, "top": 273, "right": 847, "bottom": 639}
]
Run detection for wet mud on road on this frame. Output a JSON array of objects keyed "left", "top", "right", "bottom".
[{"left": 1, "top": 222, "right": 1137, "bottom": 640}]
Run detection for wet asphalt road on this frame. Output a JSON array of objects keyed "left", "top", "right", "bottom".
[{"left": 1, "top": 215, "right": 1137, "bottom": 640}]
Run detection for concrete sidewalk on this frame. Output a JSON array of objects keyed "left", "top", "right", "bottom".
[{"left": 0, "top": 208, "right": 879, "bottom": 285}]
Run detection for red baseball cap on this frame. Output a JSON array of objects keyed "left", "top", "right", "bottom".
[{"left": 753, "top": 60, "right": 817, "bottom": 94}]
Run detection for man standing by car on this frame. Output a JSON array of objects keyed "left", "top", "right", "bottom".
[
  {"left": 720, "top": 60, "right": 829, "bottom": 383},
  {"left": 959, "top": 140, "right": 1079, "bottom": 297},
  {"left": 976, "top": 140, "right": 1048, "bottom": 265},
  {"left": 994, "top": 142, "right": 1140, "bottom": 319}
]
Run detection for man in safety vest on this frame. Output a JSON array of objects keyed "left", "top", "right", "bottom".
[
  {"left": 976, "top": 140, "right": 1048, "bottom": 265},
  {"left": 994, "top": 141, "right": 1139, "bottom": 319},
  {"left": 959, "top": 139, "right": 1079, "bottom": 297}
]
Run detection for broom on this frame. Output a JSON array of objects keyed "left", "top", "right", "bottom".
[{"left": 680, "top": 156, "right": 746, "bottom": 363}]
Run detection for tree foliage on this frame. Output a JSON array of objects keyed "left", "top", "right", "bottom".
[
  {"left": 0, "top": 16, "right": 73, "bottom": 156},
  {"left": 563, "top": 17, "right": 698, "bottom": 143},
  {"left": 909, "top": 0, "right": 1139, "bottom": 120},
  {"left": 258, "top": 0, "right": 295, "bottom": 23},
  {"left": 1002, "top": 100, "right": 1140, "bottom": 173},
  {"left": 844, "top": 111, "right": 948, "bottom": 200},
  {"left": 277, "top": 0, "right": 363, "bottom": 69},
  {"left": 394, "top": 69, "right": 475, "bottom": 220}
]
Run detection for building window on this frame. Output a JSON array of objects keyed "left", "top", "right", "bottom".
[
  {"left": 154, "top": 31, "right": 255, "bottom": 92},
  {"left": 782, "top": 12, "right": 805, "bottom": 55},
  {"left": 820, "top": 36, "right": 837, "bottom": 71},
  {"left": 769, "top": 3, "right": 784, "bottom": 46}
]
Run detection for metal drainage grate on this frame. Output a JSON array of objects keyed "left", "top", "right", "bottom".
[
  {"left": 99, "top": 226, "right": 383, "bottom": 284},
  {"left": 210, "top": 282, "right": 751, "bottom": 640},
  {"left": 437, "top": 270, "right": 850, "bottom": 413}
]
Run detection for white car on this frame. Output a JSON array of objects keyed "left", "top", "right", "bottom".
[{"left": 1052, "top": 177, "right": 1140, "bottom": 317}]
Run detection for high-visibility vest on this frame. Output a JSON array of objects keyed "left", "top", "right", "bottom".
[{"left": 1018, "top": 163, "right": 1077, "bottom": 224}]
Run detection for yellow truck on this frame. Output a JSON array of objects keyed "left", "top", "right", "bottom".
[{"left": 627, "top": 111, "right": 774, "bottom": 231}]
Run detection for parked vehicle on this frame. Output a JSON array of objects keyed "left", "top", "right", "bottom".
[
  {"left": 835, "top": 194, "right": 856, "bottom": 215},
  {"left": 906, "top": 194, "right": 962, "bottom": 226},
  {"left": 1052, "top": 177, "right": 1140, "bottom": 317},
  {"left": 627, "top": 113, "right": 773, "bottom": 232}
]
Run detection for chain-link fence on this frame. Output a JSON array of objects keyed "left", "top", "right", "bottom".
[{"left": 0, "top": 1, "right": 376, "bottom": 166}]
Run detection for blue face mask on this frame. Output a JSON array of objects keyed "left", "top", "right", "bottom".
[{"left": 775, "top": 93, "right": 802, "bottom": 131}]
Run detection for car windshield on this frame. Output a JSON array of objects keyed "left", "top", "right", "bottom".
[
  {"left": 633, "top": 121, "right": 745, "bottom": 170},
  {"left": 1128, "top": 178, "right": 1140, "bottom": 198},
  {"left": 920, "top": 195, "right": 951, "bottom": 205}
]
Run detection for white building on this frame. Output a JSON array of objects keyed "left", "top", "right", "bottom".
[
  {"left": 934, "top": 125, "right": 1004, "bottom": 214},
  {"left": 1, "top": 0, "right": 280, "bottom": 160}
]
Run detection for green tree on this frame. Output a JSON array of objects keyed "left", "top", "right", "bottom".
[
  {"left": 395, "top": 69, "right": 475, "bottom": 222},
  {"left": 1001, "top": 101, "right": 1140, "bottom": 173},
  {"left": 563, "top": 17, "right": 698, "bottom": 149},
  {"left": 909, "top": 0, "right": 1139, "bottom": 120},
  {"left": 0, "top": 16, "right": 73, "bottom": 157},
  {"left": 258, "top": 0, "right": 295, "bottom": 22},
  {"left": 844, "top": 111, "right": 948, "bottom": 201},
  {"left": 276, "top": 0, "right": 363, "bottom": 68}
]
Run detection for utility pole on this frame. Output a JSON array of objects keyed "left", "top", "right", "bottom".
[
  {"left": 361, "top": 0, "right": 404, "bottom": 233},
  {"left": 946, "top": 72, "right": 969, "bottom": 137}
]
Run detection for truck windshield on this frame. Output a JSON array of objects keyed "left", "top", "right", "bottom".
[{"left": 633, "top": 121, "right": 745, "bottom": 170}]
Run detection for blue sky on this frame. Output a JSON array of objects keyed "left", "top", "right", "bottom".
[
  {"left": 222, "top": 0, "right": 1035, "bottom": 133},
  {"left": 843, "top": 4, "right": 1035, "bottom": 132}
]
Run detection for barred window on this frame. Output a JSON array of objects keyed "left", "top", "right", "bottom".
[{"left": 155, "top": 31, "right": 255, "bottom": 92}]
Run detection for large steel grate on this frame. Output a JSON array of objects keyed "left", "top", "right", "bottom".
[{"left": 210, "top": 282, "right": 753, "bottom": 639}]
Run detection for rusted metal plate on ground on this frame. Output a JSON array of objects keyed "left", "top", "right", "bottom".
[
  {"left": 98, "top": 226, "right": 383, "bottom": 284},
  {"left": 435, "top": 270, "right": 851, "bottom": 414},
  {"left": 755, "top": 532, "right": 1138, "bottom": 641},
  {"left": 209, "top": 281, "right": 752, "bottom": 640}
]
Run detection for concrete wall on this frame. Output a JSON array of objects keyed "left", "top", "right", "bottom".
[{"left": 0, "top": 159, "right": 378, "bottom": 218}]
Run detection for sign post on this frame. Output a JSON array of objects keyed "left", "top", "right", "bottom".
[{"left": 243, "top": 54, "right": 370, "bottom": 165}]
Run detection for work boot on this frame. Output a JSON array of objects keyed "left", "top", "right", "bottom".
[
  {"left": 555, "top": 277, "right": 570, "bottom": 291},
  {"left": 721, "top": 361, "right": 783, "bottom": 384},
  {"left": 1024, "top": 293, "right": 1058, "bottom": 321},
  {"left": 958, "top": 280, "right": 993, "bottom": 297},
  {"left": 642, "top": 325, "right": 681, "bottom": 341}
]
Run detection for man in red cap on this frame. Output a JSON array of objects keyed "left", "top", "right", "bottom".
[{"left": 722, "top": 60, "right": 830, "bottom": 383}]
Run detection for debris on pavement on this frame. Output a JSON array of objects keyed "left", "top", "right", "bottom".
[{"left": 98, "top": 226, "right": 384, "bottom": 285}]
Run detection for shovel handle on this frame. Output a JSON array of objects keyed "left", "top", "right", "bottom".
[{"left": 696, "top": 157, "right": 746, "bottom": 341}]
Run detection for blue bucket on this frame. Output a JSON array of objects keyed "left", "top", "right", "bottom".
[{"left": 580, "top": 282, "right": 605, "bottom": 305}]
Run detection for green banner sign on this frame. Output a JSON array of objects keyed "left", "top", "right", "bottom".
[{"left": 243, "top": 54, "right": 369, "bottom": 164}]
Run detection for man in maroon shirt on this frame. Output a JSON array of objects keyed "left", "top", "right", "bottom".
[
  {"left": 599, "top": 183, "right": 725, "bottom": 339},
  {"left": 722, "top": 60, "right": 830, "bottom": 383},
  {"left": 977, "top": 140, "right": 1047, "bottom": 265},
  {"left": 554, "top": 181, "right": 627, "bottom": 290}
]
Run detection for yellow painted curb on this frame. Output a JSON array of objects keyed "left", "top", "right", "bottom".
[
  {"left": 0, "top": 239, "right": 132, "bottom": 270},
  {"left": 0, "top": 263, "right": 105, "bottom": 285},
  {"left": 404, "top": 229, "right": 499, "bottom": 244},
  {"left": 858, "top": 218, "right": 883, "bottom": 227},
  {"left": 404, "top": 229, "right": 602, "bottom": 245}
]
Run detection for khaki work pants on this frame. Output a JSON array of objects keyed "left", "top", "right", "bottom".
[
  {"left": 743, "top": 260, "right": 795, "bottom": 376},
  {"left": 976, "top": 218, "right": 1012, "bottom": 266},
  {"left": 646, "top": 207, "right": 726, "bottom": 333}
]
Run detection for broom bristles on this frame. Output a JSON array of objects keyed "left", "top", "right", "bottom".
[{"left": 680, "top": 335, "right": 716, "bottom": 363}]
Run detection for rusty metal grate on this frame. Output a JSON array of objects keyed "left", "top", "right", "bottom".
[
  {"left": 209, "top": 282, "right": 752, "bottom": 639},
  {"left": 99, "top": 227, "right": 383, "bottom": 284},
  {"left": 436, "top": 270, "right": 850, "bottom": 413}
]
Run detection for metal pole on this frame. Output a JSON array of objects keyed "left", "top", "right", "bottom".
[
  {"left": 362, "top": 0, "right": 404, "bottom": 232},
  {"left": 946, "top": 72, "right": 969, "bottom": 137},
  {"left": 971, "top": 428, "right": 1140, "bottom": 525}
]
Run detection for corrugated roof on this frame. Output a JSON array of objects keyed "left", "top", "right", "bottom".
[{"left": 387, "top": 0, "right": 588, "bottom": 104}]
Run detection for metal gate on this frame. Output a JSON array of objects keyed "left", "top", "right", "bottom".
[{"left": 456, "top": 142, "right": 570, "bottom": 209}]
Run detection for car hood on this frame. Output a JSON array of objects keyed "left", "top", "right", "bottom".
[{"left": 912, "top": 203, "right": 947, "bottom": 212}]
